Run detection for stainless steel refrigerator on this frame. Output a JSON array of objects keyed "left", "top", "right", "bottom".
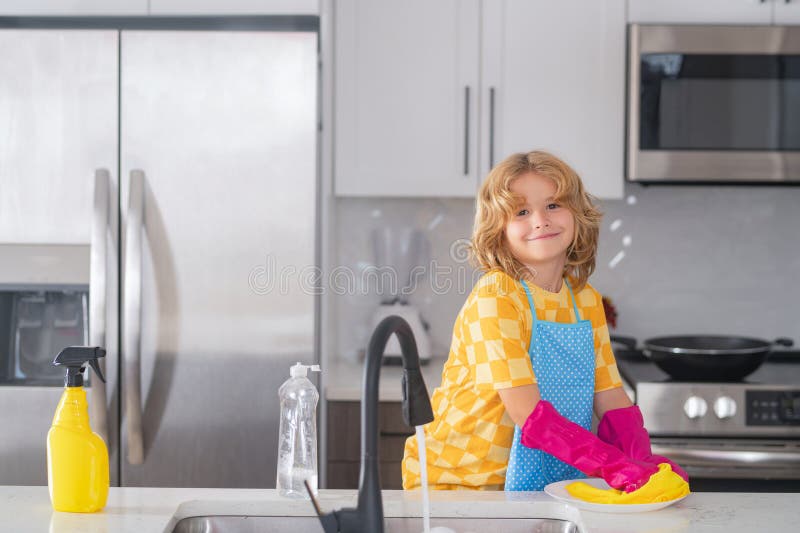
[{"left": 0, "top": 22, "right": 318, "bottom": 488}]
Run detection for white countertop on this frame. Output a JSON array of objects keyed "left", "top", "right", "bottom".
[
  {"left": 324, "top": 357, "right": 446, "bottom": 401},
  {"left": 5, "top": 485, "right": 800, "bottom": 533}
]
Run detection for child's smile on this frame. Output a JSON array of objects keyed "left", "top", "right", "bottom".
[{"left": 505, "top": 172, "right": 575, "bottom": 272}]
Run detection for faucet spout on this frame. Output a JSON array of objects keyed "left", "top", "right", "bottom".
[
  {"left": 311, "top": 315, "right": 434, "bottom": 533},
  {"left": 359, "top": 315, "right": 434, "bottom": 532}
]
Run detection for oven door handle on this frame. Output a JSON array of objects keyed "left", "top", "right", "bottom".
[{"left": 652, "top": 444, "right": 800, "bottom": 468}]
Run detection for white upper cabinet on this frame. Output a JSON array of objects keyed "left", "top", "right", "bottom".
[
  {"left": 334, "top": 0, "right": 624, "bottom": 199},
  {"left": 334, "top": 0, "right": 480, "bottom": 197},
  {"left": 774, "top": 0, "right": 800, "bottom": 24},
  {"left": 149, "top": 0, "right": 318, "bottom": 15},
  {"left": 0, "top": 0, "right": 147, "bottom": 15},
  {"left": 628, "top": 0, "right": 773, "bottom": 25},
  {"left": 482, "top": 0, "right": 625, "bottom": 199}
]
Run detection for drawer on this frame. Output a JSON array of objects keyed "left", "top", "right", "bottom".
[
  {"left": 379, "top": 401, "right": 417, "bottom": 435},
  {"left": 327, "top": 401, "right": 415, "bottom": 462},
  {"left": 327, "top": 461, "right": 404, "bottom": 490}
]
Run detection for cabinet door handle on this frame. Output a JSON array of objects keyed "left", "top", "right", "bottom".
[
  {"left": 463, "top": 86, "right": 470, "bottom": 176},
  {"left": 90, "top": 169, "right": 111, "bottom": 446},
  {"left": 489, "top": 86, "right": 496, "bottom": 169},
  {"left": 123, "top": 169, "right": 145, "bottom": 465}
]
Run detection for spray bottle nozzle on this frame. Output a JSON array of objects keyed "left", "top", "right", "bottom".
[{"left": 53, "top": 346, "right": 106, "bottom": 387}]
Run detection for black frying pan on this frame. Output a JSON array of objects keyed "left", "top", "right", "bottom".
[{"left": 612, "top": 335, "right": 794, "bottom": 381}]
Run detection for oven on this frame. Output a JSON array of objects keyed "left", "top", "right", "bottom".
[
  {"left": 627, "top": 24, "right": 800, "bottom": 183},
  {"left": 615, "top": 347, "right": 800, "bottom": 492}
]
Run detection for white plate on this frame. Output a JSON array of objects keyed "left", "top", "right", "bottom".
[{"left": 544, "top": 477, "right": 689, "bottom": 514}]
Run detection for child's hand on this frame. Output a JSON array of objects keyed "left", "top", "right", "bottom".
[
  {"left": 646, "top": 454, "right": 689, "bottom": 482},
  {"left": 565, "top": 463, "right": 690, "bottom": 504},
  {"left": 598, "top": 405, "right": 690, "bottom": 483}
]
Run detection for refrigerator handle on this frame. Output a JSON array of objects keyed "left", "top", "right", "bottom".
[
  {"left": 89, "top": 169, "right": 111, "bottom": 445},
  {"left": 124, "top": 169, "right": 145, "bottom": 465}
]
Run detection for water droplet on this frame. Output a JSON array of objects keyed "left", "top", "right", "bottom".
[
  {"left": 427, "top": 214, "right": 444, "bottom": 231},
  {"left": 609, "top": 219, "right": 622, "bottom": 232},
  {"left": 371, "top": 209, "right": 382, "bottom": 218},
  {"left": 608, "top": 250, "right": 625, "bottom": 269},
  {"left": 626, "top": 195, "right": 637, "bottom": 205},
  {"left": 622, "top": 235, "right": 632, "bottom": 247}
]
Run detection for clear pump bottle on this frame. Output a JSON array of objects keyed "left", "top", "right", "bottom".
[{"left": 277, "top": 362, "right": 321, "bottom": 498}]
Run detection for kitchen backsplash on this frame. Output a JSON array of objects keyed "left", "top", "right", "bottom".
[{"left": 331, "top": 184, "right": 800, "bottom": 362}]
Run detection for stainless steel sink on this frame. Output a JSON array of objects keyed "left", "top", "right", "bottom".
[{"left": 171, "top": 515, "right": 579, "bottom": 533}]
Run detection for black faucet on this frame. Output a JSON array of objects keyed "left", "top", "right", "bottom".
[{"left": 308, "top": 315, "right": 434, "bottom": 533}]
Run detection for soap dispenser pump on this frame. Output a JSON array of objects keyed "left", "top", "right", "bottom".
[{"left": 47, "top": 346, "right": 109, "bottom": 513}]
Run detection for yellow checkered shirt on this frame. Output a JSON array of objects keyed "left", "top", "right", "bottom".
[{"left": 401, "top": 270, "right": 622, "bottom": 490}]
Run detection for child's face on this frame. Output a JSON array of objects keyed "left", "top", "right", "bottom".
[{"left": 504, "top": 172, "right": 575, "bottom": 271}]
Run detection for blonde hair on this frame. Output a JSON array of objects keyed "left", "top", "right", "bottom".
[{"left": 469, "top": 150, "right": 602, "bottom": 293}]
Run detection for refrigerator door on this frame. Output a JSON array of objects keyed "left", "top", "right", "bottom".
[
  {"left": 119, "top": 30, "right": 317, "bottom": 487},
  {"left": 0, "top": 30, "right": 119, "bottom": 245},
  {"left": 0, "top": 30, "right": 119, "bottom": 486}
]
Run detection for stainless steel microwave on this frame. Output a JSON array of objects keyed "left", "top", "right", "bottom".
[{"left": 627, "top": 24, "right": 800, "bottom": 183}]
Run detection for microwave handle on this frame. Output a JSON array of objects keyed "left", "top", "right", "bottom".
[
  {"left": 89, "top": 169, "right": 111, "bottom": 445},
  {"left": 123, "top": 169, "right": 145, "bottom": 465}
]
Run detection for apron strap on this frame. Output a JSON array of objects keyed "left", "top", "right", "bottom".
[
  {"left": 564, "top": 279, "right": 582, "bottom": 322},
  {"left": 521, "top": 278, "right": 583, "bottom": 324},
  {"left": 520, "top": 279, "right": 538, "bottom": 325}
]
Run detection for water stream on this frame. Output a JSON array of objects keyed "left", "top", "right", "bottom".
[
  {"left": 415, "top": 426, "right": 431, "bottom": 533},
  {"left": 415, "top": 426, "right": 457, "bottom": 533}
]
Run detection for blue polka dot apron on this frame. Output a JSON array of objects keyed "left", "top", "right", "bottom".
[{"left": 504, "top": 278, "right": 596, "bottom": 491}]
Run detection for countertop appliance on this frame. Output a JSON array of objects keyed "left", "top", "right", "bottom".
[
  {"left": 369, "top": 228, "right": 432, "bottom": 364},
  {"left": 0, "top": 19, "right": 318, "bottom": 488},
  {"left": 615, "top": 342, "right": 800, "bottom": 491},
  {"left": 627, "top": 24, "right": 800, "bottom": 183}
]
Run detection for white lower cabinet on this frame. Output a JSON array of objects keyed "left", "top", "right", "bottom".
[{"left": 333, "top": 0, "right": 625, "bottom": 199}]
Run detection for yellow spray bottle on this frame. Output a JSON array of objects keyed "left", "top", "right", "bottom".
[{"left": 47, "top": 346, "right": 109, "bottom": 513}]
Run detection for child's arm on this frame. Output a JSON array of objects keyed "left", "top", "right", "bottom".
[
  {"left": 500, "top": 384, "right": 679, "bottom": 492},
  {"left": 518, "top": 400, "right": 661, "bottom": 492},
  {"left": 593, "top": 387, "right": 633, "bottom": 419},
  {"left": 499, "top": 380, "right": 634, "bottom": 427},
  {"left": 497, "top": 384, "right": 541, "bottom": 427}
]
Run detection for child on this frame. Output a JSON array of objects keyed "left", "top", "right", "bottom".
[{"left": 401, "top": 150, "right": 688, "bottom": 494}]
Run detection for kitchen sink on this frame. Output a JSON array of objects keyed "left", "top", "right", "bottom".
[{"left": 171, "top": 515, "right": 579, "bottom": 533}]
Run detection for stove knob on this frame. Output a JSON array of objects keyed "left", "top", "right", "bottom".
[
  {"left": 683, "top": 396, "right": 708, "bottom": 419},
  {"left": 713, "top": 396, "right": 737, "bottom": 419}
]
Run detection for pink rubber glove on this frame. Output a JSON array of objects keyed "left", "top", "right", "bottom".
[
  {"left": 521, "top": 400, "right": 658, "bottom": 493},
  {"left": 597, "top": 405, "right": 689, "bottom": 482}
]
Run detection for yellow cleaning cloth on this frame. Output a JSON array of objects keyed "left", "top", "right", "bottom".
[{"left": 565, "top": 464, "right": 690, "bottom": 504}]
